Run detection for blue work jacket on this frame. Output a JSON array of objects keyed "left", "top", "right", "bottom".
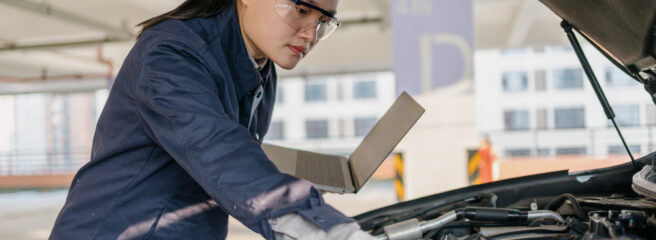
[{"left": 49, "top": 4, "right": 352, "bottom": 240}]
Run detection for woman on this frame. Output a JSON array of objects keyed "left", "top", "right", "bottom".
[{"left": 49, "top": 0, "right": 375, "bottom": 239}]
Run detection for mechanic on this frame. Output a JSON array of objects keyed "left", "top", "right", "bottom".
[{"left": 49, "top": 0, "right": 375, "bottom": 239}]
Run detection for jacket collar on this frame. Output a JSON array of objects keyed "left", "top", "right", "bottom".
[{"left": 189, "top": 2, "right": 274, "bottom": 100}]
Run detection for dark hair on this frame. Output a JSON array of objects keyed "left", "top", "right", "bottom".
[{"left": 137, "top": 0, "right": 235, "bottom": 39}]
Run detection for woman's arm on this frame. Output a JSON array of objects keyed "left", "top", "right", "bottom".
[{"left": 134, "top": 40, "right": 353, "bottom": 239}]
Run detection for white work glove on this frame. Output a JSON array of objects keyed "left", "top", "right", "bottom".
[{"left": 269, "top": 213, "right": 377, "bottom": 240}]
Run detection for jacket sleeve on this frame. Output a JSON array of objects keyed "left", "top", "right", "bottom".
[{"left": 133, "top": 41, "right": 353, "bottom": 239}]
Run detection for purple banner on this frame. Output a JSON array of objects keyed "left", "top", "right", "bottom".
[{"left": 391, "top": 0, "right": 474, "bottom": 95}]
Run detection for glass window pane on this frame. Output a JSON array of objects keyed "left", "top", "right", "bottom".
[
  {"left": 305, "top": 119, "right": 328, "bottom": 139},
  {"left": 554, "top": 107, "right": 585, "bottom": 129},
  {"left": 266, "top": 121, "right": 284, "bottom": 140},
  {"left": 305, "top": 83, "right": 327, "bottom": 102},
  {"left": 609, "top": 105, "right": 640, "bottom": 127},
  {"left": 504, "top": 110, "right": 529, "bottom": 131},
  {"left": 502, "top": 72, "right": 528, "bottom": 92},
  {"left": 555, "top": 147, "right": 586, "bottom": 156},
  {"left": 605, "top": 66, "right": 640, "bottom": 87},
  {"left": 608, "top": 145, "right": 641, "bottom": 155},
  {"left": 505, "top": 148, "right": 531, "bottom": 157},
  {"left": 553, "top": 69, "right": 583, "bottom": 89},
  {"left": 537, "top": 148, "right": 551, "bottom": 156},
  {"left": 354, "top": 117, "right": 377, "bottom": 137},
  {"left": 353, "top": 80, "right": 377, "bottom": 99}
]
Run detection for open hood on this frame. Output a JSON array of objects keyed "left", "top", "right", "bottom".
[{"left": 540, "top": 0, "right": 656, "bottom": 102}]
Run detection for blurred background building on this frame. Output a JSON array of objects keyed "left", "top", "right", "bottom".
[{"left": 0, "top": 0, "right": 651, "bottom": 239}]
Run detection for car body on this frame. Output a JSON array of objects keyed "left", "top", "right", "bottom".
[{"left": 354, "top": 1, "right": 656, "bottom": 239}]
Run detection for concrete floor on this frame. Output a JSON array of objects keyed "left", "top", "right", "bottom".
[{"left": 0, "top": 181, "right": 396, "bottom": 240}]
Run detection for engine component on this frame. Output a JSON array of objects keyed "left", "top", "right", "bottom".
[
  {"left": 632, "top": 164, "right": 656, "bottom": 199},
  {"left": 586, "top": 210, "right": 652, "bottom": 239},
  {"left": 377, "top": 208, "right": 564, "bottom": 240}
]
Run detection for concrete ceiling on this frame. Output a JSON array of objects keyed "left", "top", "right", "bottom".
[{"left": 0, "top": 0, "right": 567, "bottom": 94}]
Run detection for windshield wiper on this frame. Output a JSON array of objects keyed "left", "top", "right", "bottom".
[{"left": 560, "top": 20, "right": 638, "bottom": 171}]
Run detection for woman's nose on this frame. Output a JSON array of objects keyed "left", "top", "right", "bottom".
[{"left": 298, "top": 26, "right": 318, "bottom": 43}]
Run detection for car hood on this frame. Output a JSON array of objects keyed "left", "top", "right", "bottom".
[
  {"left": 540, "top": 0, "right": 656, "bottom": 73},
  {"left": 354, "top": 3, "right": 656, "bottom": 238},
  {"left": 540, "top": 0, "right": 656, "bottom": 102}
]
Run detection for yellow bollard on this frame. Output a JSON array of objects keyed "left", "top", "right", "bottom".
[{"left": 393, "top": 153, "right": 404, "bottom": 201}]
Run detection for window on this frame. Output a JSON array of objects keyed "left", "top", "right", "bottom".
[
  {"left": 606, "top": 66, "right": 639, "bottom": 87},
  {"left": 553, "top": 69, "right": 583, "bottom": 89},
  {"left": 535, "top": 70, "right": 546, "bottom": 91},
  {"left": 537, "top": 148, "right": 551, "bottom": 156},
  {"left": 353, "top": 80, "right": 377, "bottom": 99},
  {"left": 504, "top": 110, "right": 529, "bottom": 131},
  {"left": 646, "top": 104, "right": 656, "bottom": 126},
  {"left": 554, "top": 107, "right": 585, "bottom": 129},
  {"left": 305, "top": 120, "right": 328, "bottom": 139},
  {"left": 354, "top": 117, "right": 377, "bottom": 137},
  {"left": 505, "top": 148, "right": 531, "bottom": 157},
  {"left": 305, "top": 82, "right": 327, "bottom": 102},
  {"left": 502, "top": 72, "right": 528, "bottom": 92},
  {"left": 610, "top": 105, "right": 640, "bottom": 127},
  {"left": 536, "top": 108, "right": 548, "bottom": 130},
  {"left": 608, "top": 145, "right": 641, "bottom": 155},
  {"left": 266, "top": 121, "right": 284, "bottom": 140},
  {"left": 555, "top": 147, "right": 586, "bottom": 156}
]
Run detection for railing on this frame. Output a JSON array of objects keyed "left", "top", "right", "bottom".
[
  {"left": 0, "top": 147, "right": 90, "bottom": 176},
  {"left": 485, "top": 125, "right": 656, "bottom": 159}
]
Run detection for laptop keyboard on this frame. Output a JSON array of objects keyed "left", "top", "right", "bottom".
[{"left": 296, "top": 151, "right": 345, "bottom": 188}]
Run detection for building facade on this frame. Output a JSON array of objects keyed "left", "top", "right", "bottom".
[
  {"left": 264, "top": 71, "right": 397, "bottom": 155},
  {"left": 475, "top": 45, "right": 656, "bottom": 159}
]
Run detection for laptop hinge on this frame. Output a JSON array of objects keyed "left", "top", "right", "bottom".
[{"left": 347, "top": 159, "right": 360, "bottom": 192}]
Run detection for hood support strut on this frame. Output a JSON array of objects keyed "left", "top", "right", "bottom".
[{"left": 561, "top": 20, "right": 638, "bottom": 171}]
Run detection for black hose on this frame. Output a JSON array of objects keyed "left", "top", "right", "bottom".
[
  {"left": 365, "top": 193, "right": 498, "bottom": 233},
  {"left": 544, "top": 193, "right": 587, "bottom": 220},
  {"left": 456, "top": 207, "right": 528, "bottom": 222}
]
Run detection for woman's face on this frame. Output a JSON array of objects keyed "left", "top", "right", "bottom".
[{"left": 238, "top": 0, "right": 339, "bottom": 70}]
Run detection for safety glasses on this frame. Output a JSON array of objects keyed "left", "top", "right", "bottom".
[{"left": 274, "top": 0, "right": 341, "bottom": 42}]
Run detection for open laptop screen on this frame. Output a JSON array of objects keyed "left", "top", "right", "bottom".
[{"left": 349, "top": 92, "right": 424, "bottom": 189}]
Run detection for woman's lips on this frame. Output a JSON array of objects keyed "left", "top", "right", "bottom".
[{"left": 288, "top": 45, "right": 305, "bottom": 57}]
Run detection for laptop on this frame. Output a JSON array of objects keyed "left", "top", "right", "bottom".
[{"left": 262, "top": 92, "right": 425, "bottom": 193}]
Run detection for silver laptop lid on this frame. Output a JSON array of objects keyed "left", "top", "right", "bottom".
[{"left": 348, "top": 92, "right": 424, "bottom": 190}]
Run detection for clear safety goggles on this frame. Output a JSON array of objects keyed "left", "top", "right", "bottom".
[{"left": 274, "top": 0, "right": 341, "bottom": 42}]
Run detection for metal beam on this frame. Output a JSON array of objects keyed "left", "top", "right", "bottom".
[
  {"left": 0, "top": 77, "right": 109, "bottom": 95},
  {"left": 507, "top": 1, "right": 541, "bottom": 48},
  {"left": 0, "top": 0, "right": 134, "bottom": 38},
  {"left": 340, "top": 16, "right": 384, "bottom": 28},
  {"left": 369, "top": 0, "right": 390, "bottom": 28},
  {"left": 0, "top": 36, "right": 130, "bottom": 52},
  {"left": 0, "top": 73, "right": 109, "bottom": 83}
]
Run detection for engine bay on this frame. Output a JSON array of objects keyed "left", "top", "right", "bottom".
[
  {"left": 355, "top": 157, "right": 656, "bottom": 240},
  {"left": 363, "top": 193, "right": 656, "bottom": 239}
]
